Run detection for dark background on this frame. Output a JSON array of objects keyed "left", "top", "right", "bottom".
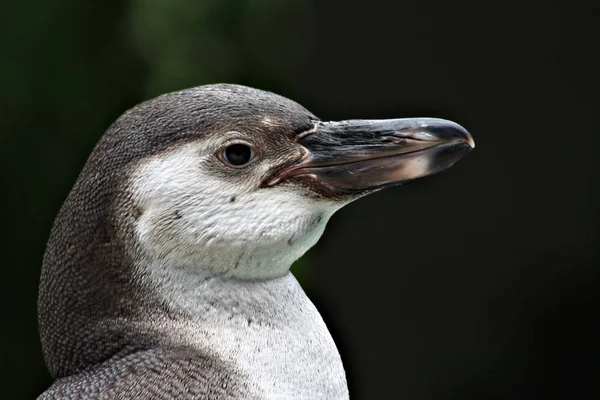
[{"left": 2, "top": 0, "right": 598, "bottom": 398}]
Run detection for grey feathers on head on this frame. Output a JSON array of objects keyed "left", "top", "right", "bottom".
[{"left": 39, "top": 84, "right": 473, "bottom": 399}]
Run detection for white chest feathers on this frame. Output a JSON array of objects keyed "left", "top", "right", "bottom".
[{"left": 151, "top": 273, "right": 350, "bottom": 399}]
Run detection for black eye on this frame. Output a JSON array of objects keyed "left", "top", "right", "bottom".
[{"left": 223, "top": 143, "right": 254, "bottom": 167}]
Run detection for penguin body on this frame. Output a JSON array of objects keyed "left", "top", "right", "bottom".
[{"left": 39, "top": 84, "right": 473, "bottom": 399}]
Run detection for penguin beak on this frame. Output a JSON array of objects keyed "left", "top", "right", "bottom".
[{"left": 267, "top": 118, "right": 474, "bottom": 195}]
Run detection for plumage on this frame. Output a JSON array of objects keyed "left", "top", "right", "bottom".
[{"left": 39, "top": 84, "right": 473, "bottom": 399}]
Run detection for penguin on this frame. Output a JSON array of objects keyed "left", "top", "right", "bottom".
[{"left": 38, "top": 84, "right": 474, "bottom": 399}]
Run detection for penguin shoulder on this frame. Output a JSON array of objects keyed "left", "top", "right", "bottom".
[{"left": 38, "top": 347, "right": 253, "bottom": 400}]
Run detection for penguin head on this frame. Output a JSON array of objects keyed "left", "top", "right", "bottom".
[
  {"left": 108, "top": 84, "right": 475, "bottom": 281},
  {"left": 126, "top": 86, "right": 334, "bottom": 280},
  {"left": 40, "top": 84, "right": 474, "bottom": 377}
]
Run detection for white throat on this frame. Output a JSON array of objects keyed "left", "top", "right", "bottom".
[{"left": 128, "top": 142, "right": 341, "bottom": 280}]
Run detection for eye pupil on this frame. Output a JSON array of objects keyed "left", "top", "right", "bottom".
[{"left": 224, "top": 144, "right": 253, "bottom": 166}]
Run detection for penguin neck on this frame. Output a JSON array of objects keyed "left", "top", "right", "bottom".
[
  {"left": 145, "top": 259, "right": 311, "bottom": 328},
  {"left": 141, "top": 259, "right": 349, "bottom": 400}
]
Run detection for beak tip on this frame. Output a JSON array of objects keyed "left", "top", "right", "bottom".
[
  {"left": 420, "top": 118, "right": 474, "bottom": 150},
  {"left": 443, "top": 119, "right": 475, "bottom": 150},
  {"left": 466, "top": 133, "right": 476, "bottom": 149}
]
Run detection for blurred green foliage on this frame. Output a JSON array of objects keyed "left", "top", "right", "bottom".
[{"left": 131, "top": 0, "right": 314, "bottom": 96}]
